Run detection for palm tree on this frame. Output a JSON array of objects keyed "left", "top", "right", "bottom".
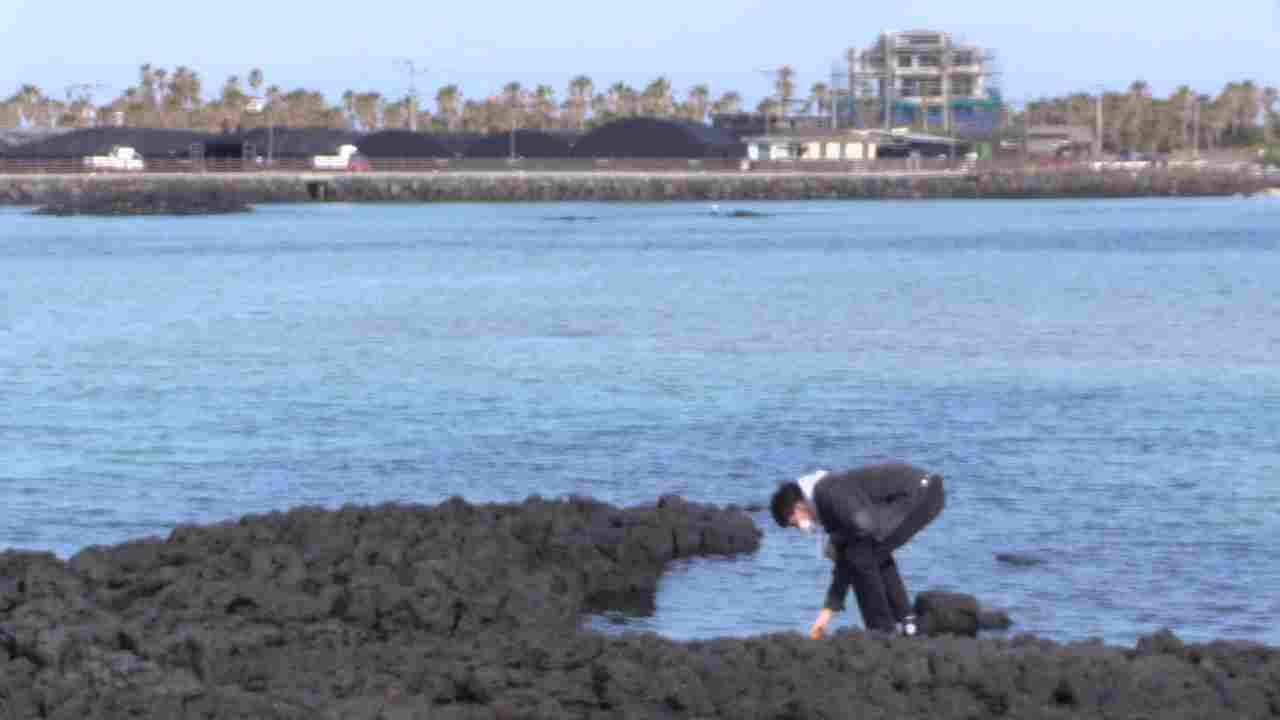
[
  {"left": 351, "top": 92, "right": 383, "bottom": 131},
  {"left": 684, "top": 84, "right": 710, "bottom": 123},
  {"left": 501, "top": 82, "right": 524, "bottom": 131},
  {"left": 138, "top": 65, "right": 156, "bottom": 106},
  {"left": 1236, "top": 80, "right": 1261, "bottom": 140},
  {"left": 589, "top": 92, "right": 610, "bottom": 125},
  {"left": 533, "top": 85, "right": 557, "bottom": 129},
  {"left": 165, "top": 66, "right": 202, "bottom": 125},
  {"left": 607, "top": 82, "right": 635, "bottom": 117},
  {"left": 774, "top": 66, "right": 796, "bottom": 117},
  {"left": 641, "top": 77, "right": 673, "bottom": 117},
  {"left": 566, "top": 75, "right": 593, "bottom": 129},
  {"left": 342, "top": 90, "right": 357, "bottom": 129},
  {"left": 1263, "top": 86, "right": 1279, "bottom": 142},
  {"left": 1117, "top": 80, "right": 1153, "bottom": 151},
  {"left": 436, "top": 85, "right": 461, "bottom": 131},
  {"left": 383, "top": 98, "right": 408, "bottom": 129},
  {"left": 0, "top": 96, "right": 21, "bottom": 129},
  {"left": 11, "top": 84, "right": 44, "bottom": 127},
  {"left": 1202, "top": 93, "right": 1227, "bottom": 152},
  {"left": 807, "top": 82, "right": 831, "bottom": 118},
  {"left": 11, "top": 85, "right": 58, "bottom": 129},
  {"left": 711, "top": 91, "right": 742, "bottom": 115}
]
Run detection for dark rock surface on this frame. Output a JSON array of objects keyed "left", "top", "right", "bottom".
[
  {"left": 914, "top": 590, "right": 1014, "bottom": 636},
  {"left": 2, "top": 496, "right": 1277, "bottom": 719},
  {"left": 996, "top": 552, "right": 1045, "bottom": 567}
]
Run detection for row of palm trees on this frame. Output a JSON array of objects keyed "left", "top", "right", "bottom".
[
  {"left": 1021, "top": 80, "right": 1279, "bottom": 154},
  {"left": 3, "top": 64, "right": 1277, "bottom": 153},
  {"left": 0, "top": 66, "right": 751, "bottom": 135}
]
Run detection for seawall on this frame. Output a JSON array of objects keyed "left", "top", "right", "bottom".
[{"left": 0, "top": 168, "right": 1266, "bottom": 207}]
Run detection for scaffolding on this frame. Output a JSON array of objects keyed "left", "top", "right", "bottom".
[{"left": 829, "top": 30, "right": 1003, "bottom": 137}]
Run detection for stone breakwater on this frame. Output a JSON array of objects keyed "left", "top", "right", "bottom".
[
  {"left": 2, "top": 496, "right": 1277, "bottom": 719},
  {"left": 0, "top": 168, "right": 1265, "bottom": 207},
  {"left": 30, "top": 177, "right": 251, "bottom": 216}
]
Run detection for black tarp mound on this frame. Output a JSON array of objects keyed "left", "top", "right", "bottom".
[
  {"left": 356, "top": 130, "right": 455, "bottom": 158},
  {"left": 571, "top": 117, "right": 745, "bottom": 159},
  {"left": 239, "top": 127, "right": 358, "bottom": 158},
  {"left": 4, "top": 128, "right": 219, "bottom": 158},
  {"left": 463, "top": 130, "right": 575, "bottom": 158}
]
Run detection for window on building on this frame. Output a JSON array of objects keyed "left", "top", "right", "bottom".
[
  {"left": 897, "top": 54, "right": 913, "bottom": 68},
  {"left": 921, "top": 80, "right": 942, "bottom": 97},
  {"left": 905, "top": 34, "right": 941, "bottom": 46},
  {"left": 918, "top": 54, "right": 941, "bottom": 67},
  {"left": 899, "top": 79, "right": 919, "bottom": 97},
  {"left": 953, "top": 51, "right": 974, "bottom": 66},
  {"left": 952, "top": 76, "right": 975, "bottom": 96}
]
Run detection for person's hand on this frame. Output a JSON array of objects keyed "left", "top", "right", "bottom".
[{"left": 809, "top": 609, "right": 833, "bottom": 640}]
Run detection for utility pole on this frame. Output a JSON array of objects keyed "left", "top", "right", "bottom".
[
  {"left": 396, "top": 60, "right": 426, "bottom": 132},
  {"left": 884, "top": 34, "right": 894, "bottom": 130},
  {"left": 831, "top": 64, "right": 840, "bottom": 129},
  {"left": 1192, "top": 95, "right": 1201, "bottom": 160},
  {"left": 1094, "top": 89, "right": 1104, "bottom": 159}
]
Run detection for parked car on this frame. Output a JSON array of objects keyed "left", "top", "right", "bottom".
[
  {"left": 313, "top": 144, "right": 360, "bottom": 171},
  {"left": 84, "top": 146, "right": 144, "bottom": 172}
]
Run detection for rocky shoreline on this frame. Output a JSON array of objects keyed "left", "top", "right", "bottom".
[
  {"left": 1, "top": 496, "right": 1275, "bottom": 719},
  {"left": 0, "top": 168, "right": 1267, "bottom": 208}
]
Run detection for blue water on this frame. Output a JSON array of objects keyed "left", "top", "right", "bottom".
[{"left": 2, "top": 198, "right": 1279, "bottom": 647}]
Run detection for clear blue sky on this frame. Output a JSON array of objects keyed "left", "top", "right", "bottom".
[{"left": 3, "top": 0, "right": 1278, "bottom": 107}]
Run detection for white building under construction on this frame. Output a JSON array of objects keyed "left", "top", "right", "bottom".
[{"left": 844, "top": 29, "right": 1001, "bottom": 135}]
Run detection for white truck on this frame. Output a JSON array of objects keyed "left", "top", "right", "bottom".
[
  {"left": 312, "top": 144, "right": 360, "bottom": 171},
  {"left": 83, "top": 146, "right": 144, "bottom": 172}
]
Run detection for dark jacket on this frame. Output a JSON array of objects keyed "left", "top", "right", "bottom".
[{"left": 813, "top": 463, "right": 944, "bottom": 612}]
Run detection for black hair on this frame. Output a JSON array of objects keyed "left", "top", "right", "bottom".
[{"left": 770, "top": 482, "right": 805, "bottom": 528}]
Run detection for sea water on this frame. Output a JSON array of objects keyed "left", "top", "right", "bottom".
[{"left": 2, "top": 197, "right": 1278, "bottom": 646}]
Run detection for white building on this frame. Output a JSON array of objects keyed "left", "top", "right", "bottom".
[{"left": 743, "top": 129, "right": 879, "bottom": 162}]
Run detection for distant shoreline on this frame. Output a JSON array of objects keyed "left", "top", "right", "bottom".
[{"left": 0, "top": 168, "right": 1267, "bottom": 208}]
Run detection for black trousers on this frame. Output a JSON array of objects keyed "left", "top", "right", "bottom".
[
  {"left": 847, "top": 552, "right": 911, "bottom": 632},
  {"left": 843, "top": 475, "right": 945, "bottom": 632}
]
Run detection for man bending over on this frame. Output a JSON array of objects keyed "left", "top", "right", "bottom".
[{"left": 770, "top": 462, "right": 945, "bottom": 638}]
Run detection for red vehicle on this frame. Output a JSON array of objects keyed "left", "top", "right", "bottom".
[{"left": 347, "top": 153, "right": 371, "bottom": 173}]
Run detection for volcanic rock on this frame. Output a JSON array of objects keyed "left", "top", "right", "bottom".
[
  {"left": 1, "top": 495, "right": 1276, "bottom": 719},
  {"left": 996, "top": 552, "right": 1045, "bottom": 567}
]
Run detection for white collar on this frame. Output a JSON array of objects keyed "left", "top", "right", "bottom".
[
  {"left": 795, "top": 470, "right": 829, "bottom": 558},
  {"left": 796, "top": 469, "right": 828, "bottom": 506}
]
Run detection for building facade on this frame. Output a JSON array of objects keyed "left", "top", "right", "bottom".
[
  {"left": 845, "top": 29, "right": 1000, "bottom": 135},
  {"left": 741, "top": 129, "right": 879, "bottom": 162}
]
